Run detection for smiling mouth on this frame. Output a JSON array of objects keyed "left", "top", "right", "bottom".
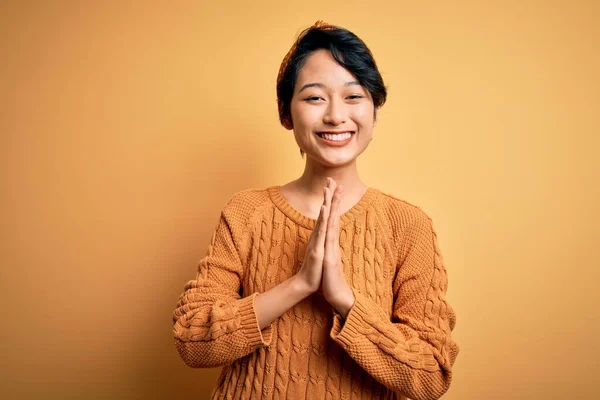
[{"left": 316, "top": 131, "right": 355, "bottom": 141}]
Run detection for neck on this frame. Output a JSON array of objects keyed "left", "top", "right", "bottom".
[{"left": 295, "top": 157, "right": 367, "bottom": 197}]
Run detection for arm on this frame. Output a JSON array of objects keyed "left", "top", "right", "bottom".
[
  {"left": 329, "top": 215, "right": 459, "bottom": 400},
  {"left": 255, "top": 275, "right": 313, "bottom": 330},
  {"left": 172, "top": 210, "right": 312, "bottom": 368}
]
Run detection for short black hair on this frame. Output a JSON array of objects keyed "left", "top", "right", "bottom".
[{"left": 276, "top": 21, "right": 387, "bottom": 156}]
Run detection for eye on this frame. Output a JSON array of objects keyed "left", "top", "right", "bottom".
[
  {"left": 347, "top": 95, "right": 364, "bottom": 100},
  {"left": 305, "top": 96, "right": 323, "bottom": 102}
]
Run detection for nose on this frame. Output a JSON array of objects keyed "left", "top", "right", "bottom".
[{"left": 323, "top": 98, "right": 347, "bottom": 126}]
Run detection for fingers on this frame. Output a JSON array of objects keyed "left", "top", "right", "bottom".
[
  {"left": 321, "top": 186, "right": 331, "bottom": 228},
  {"left": 330, "top": 184, "right": 343, "bottom": 221},
  {"left": 326, "top": 182, "right": 343, "bottom": 251},
  {"left": 326, "top": 179, "right": 336, "bottom": 223},
  {"left": 333, "top": 184, "right": 343, "bottom": 234},
  {"left": 315, "top": 179, "right": 334, "bottom": 247}
]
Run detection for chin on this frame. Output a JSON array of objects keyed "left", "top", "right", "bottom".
[{"left": 316, "top": 152, "right": 358, "bottom": 167}]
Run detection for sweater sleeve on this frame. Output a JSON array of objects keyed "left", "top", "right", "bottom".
[
  {"left": 172, "top": 209, "right": 273, "bottom": 368},
  {"left": 329, "top": 214, "right": 459, "bottom": 400}
]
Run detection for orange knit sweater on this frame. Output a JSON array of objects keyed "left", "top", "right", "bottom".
[{"left": 172, "top": 186, "right": 459, "bottom": 400}]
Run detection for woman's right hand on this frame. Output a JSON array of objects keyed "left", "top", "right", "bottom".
[{"left": 295, "top": 178, "right": 335, "bottom": 293}]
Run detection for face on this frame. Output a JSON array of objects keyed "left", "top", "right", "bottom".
[{"left": 285, "top": 49, "right": 376, "bottom": 166}]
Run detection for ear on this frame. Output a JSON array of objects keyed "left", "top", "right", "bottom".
[
  {"left": 282, "top": 116, "right": 293, "bottom": 130},
  {"left": 373, "top": 109, "right": 378, "bottom": 128}
]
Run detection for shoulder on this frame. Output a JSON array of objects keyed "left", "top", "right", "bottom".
[
  {"left": 220, "top": 187, "right": 272, "bottom": 227},
  {"left": 373, "top": 188, "right": 434, "bottom": 229},
  {"left": 217, "top": 187, "right": 274, "bottom": 261},
  {"left": 371, "top": 189, "right": 437, "bottom": 264}
]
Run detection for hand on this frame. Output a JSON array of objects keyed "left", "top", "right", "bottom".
[
  {"left": 322, "top": 179, "right": 355, "bottom": 318},
  {"left": 294, "top": 180, "right": 334, "bottom": 294}
]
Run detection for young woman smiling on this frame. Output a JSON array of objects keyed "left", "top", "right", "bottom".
[{"left": 172, "top": 21, "right": 459, "bottom": 400}]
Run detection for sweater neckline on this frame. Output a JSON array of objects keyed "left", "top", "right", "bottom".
[{"left": 267, "top": 185, "right": 378, "bottom": 229}]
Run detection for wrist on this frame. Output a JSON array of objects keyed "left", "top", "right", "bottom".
[
  {"left": 290, "top": 274, "right": 316, "bottom": 299},
  {"left": 327, "top": 287, "right": 355, "bottom": 318}
]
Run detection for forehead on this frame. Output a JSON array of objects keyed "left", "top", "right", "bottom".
[{"left": 296, "top": 49, "right": 357, "bottom": 86}]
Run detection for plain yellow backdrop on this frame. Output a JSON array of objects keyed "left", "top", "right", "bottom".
[{"left": 1, "top": 1, "right": 599, "bottom": 399}]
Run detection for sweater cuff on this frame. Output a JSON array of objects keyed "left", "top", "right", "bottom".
[
  {"left": 330, "top": 289, "right": 369, "bottom": 348},
  {"left": 238, "top": 292, "right": 273, "bottom": 348}
]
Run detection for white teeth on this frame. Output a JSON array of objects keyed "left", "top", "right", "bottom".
[{"left": 320, "top": 132, "right": 352, "bottom": 141}]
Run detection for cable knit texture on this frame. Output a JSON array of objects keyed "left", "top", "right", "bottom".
[{"left": 172, "top": 186, "right": 459, "bottom": 400}]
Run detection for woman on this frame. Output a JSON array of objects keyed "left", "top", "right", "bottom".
[{"left": 172, "top": 21, "right": 459, "bottom": 400}]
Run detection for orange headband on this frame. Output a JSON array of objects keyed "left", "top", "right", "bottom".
[{"left": 277, "top": 20, "right": 334, "bottom": 118}]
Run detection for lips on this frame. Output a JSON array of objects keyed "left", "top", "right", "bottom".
[{"left": 315, "top": 131, "right": 355, "bottom": 146}]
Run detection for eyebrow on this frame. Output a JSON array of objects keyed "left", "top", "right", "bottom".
[{"left": 297, "top": 81, "right": 361, "bottom": 94}]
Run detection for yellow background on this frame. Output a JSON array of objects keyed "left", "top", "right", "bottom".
[{"left": 1, "top": 1, "right": 599, "bottom": 399}]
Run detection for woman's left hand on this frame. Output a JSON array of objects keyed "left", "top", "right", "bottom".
[{"left": 322, "top": 178, "right": 355, "bottom": 318}]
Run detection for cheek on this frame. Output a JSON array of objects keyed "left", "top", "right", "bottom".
[
  {"left": 352, "top": 106, "right": 375, "bottom": 125},
  {"left": 292, "top": 103, "right": 321, "bottom": 127}
]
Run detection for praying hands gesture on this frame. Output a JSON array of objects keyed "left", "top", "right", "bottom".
[{"left": 295, "top": 177, "right": 356, "bottom": 318}]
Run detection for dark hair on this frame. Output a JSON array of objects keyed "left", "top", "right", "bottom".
[{"left": 276, "top": 21, "right": 387, "bottom": 156}]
